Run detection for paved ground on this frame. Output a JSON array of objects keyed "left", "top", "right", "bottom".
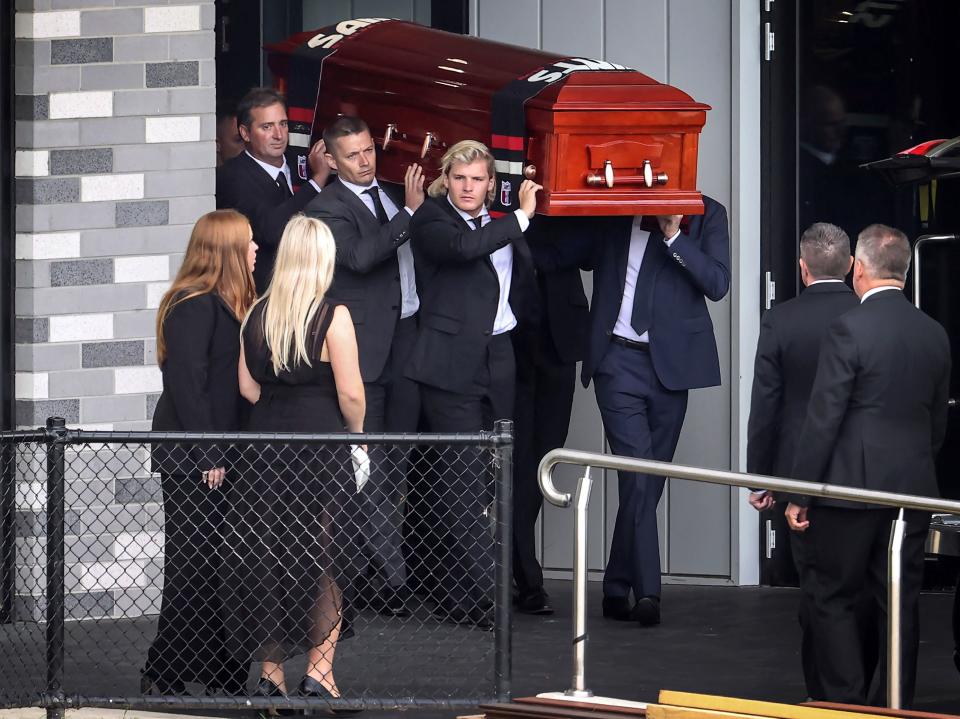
[{"left": 2, "top": 581, "right": 958, "bottom": 717}]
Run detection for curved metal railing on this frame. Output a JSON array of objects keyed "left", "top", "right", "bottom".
[{"left": 538, "top": 448, "right": 960, "bottom": 709}]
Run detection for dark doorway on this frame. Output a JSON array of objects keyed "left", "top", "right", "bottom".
[{"left": 759, "top": 0, "right": 960, "bottom": 585}]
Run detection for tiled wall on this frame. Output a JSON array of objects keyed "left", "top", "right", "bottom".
[{"left": 13, "top": 0, "right": 217, "bottom": 619}]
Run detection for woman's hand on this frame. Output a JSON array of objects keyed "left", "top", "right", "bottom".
[{"left": 202, "top": 467, "right": 226, "bottom": 489}]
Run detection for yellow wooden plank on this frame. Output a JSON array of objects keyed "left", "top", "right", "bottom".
[
  {"left": 648, "top": 704, "right": 780, "bottom": 719},
  {"left": 657, "top": 692, "right": 882, "bottom": 719}
]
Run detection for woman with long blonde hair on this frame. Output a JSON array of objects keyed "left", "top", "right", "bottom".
[
  {"left": 224, "top": 214, "right": 364, "bottom": 705},
  {"left": 144, "top": 209, "right": 257, "bottom": 696}
]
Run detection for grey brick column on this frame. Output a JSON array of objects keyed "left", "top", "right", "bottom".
[{"left": 13, "top": 1, "right": 216, "bottom": 621}]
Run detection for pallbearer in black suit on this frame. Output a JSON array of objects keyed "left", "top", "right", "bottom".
[
  {"left": 216, "top": 87, "right": 329, "bottom": 292},
  {"left": 746, "top": 222, "right": 857, "bottom": 699},
  {"left": 407, "top": 140, "right": 540, "bottom": 628},
  {"left": 789, "top": 224, "right": 952, "bottom": 707},
  {"left": 145, "top": 209, "right": 257, "bottom": 696},
  {"left": 511, "top": 216, "right": 590, "bottom": 616},
  {"left": 305, "top": 116, "right": 425, "bottom": 617}
]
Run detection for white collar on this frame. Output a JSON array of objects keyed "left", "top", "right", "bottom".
[
  {"left": 245, "top": 150, "right": 288, "bottom": 180},
  {"left": 339, "top": 177, "right": 380, "bottom": 198},
  {"left": 446, "top": 194, "right": 489, "bottom": 225},
  {"left": 809, "top": 279, "right": 846, "bottom": 286},
  {"left": 860, "top": 285, "right": 902, "bottom": 303}
]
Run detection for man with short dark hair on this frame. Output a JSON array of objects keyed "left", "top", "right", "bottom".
[
  {"left": 305, "top": 115, "right": 425, "bottom": 618},
  {"left": 746, "top": 222, "right": 857, "bottom": 698},
  {"left": 788, "top": 224, "right": 951, "bottom": 707},
  {"left": 215, "top": 103, "right": 244, "bottom": 167},
  {"left": 216, "top": 87, "right": 329, "bottom": 292}
]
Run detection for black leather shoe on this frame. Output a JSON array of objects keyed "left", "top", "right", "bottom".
[
  {"left": 379, "top": 586, "right": 411, "bottom": 618},
  {"left": 515, "top": 590, "right": 554, "bottom": 616},
  {"left": 633, "top": 595, "right": 661, "bottom": 626},
  {"left": 601, "top": 596, "right": 633, "bottom": 621},
  {"left": 140, "top": 671, "right": 185, "bottom": 696},
  {"left": 255, "top": 676, "right": 285, "bottom": 697}
]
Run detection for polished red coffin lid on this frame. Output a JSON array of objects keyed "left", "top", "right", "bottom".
[{"left": 268, "top": 18, "right": 710, "bottom": 216}]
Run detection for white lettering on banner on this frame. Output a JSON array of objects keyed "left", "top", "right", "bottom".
[
  {"left": 307, "top": 18, "right": 390, "bottom": 50},
  {"left": 527, "top": 58, "right": 629, "bottom": 84}
]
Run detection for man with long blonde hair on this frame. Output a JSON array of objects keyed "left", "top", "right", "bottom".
[{"left": 406, "top": 139, "right": 541, "bottom": 628}]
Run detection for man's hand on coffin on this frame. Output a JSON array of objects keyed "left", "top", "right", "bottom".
[
  {"left": 405, "top": 163, "right": 425, "bottom": 212},
  {"left": 518, "top": 179, "right": 543, "bottom": 219},
  {"left": 656, "top": 214, "right": 683, "bottom": 238},
  {"left": 309, "top": 139, "right": 331, "bottom": 185}
]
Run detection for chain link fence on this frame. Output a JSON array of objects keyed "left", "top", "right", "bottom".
[{"left": 0, "top": 418, "right": 513, "bottom": 714}]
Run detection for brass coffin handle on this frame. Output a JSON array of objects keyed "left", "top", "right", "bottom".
[
  {"left": 420, "top": 132, "right": 436, "bottom": 159},
  {"left": 586, "top": 160, "right": 615, "bottom": 188},
  {"left": 523, "top": 164, "right": 537, "bottom": 180},
  {"left": 383, "top": 123, "right": 397, "bottom": 151}
]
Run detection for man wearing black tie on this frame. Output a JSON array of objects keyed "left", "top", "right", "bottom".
[
  {"left": 216, "top": 87, "right": 329, "bottom": 292},
  {"left": 305, "top": 116, "right": 424, "bottom": 618},
  {"left": 406, "top": 140, "right": 540, "bottom": 629}
]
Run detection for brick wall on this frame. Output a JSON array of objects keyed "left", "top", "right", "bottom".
[{"left": 13, "top": 0, "right": 217, "bottom": 619}]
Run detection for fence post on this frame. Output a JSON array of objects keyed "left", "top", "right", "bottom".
[
  {"left": 1, "top": 441, "right": 14, "bottom": 624},
  {"left": 887, "top": 508, "right": 906, "bottom": 709},
  {"left": 493, "top": 419, "right": 513, "bottom": 703},
  {"left": 45, "top": 417, "right": 67, "bottom": 719}
]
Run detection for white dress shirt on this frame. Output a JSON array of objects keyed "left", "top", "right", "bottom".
[
  {"left": 339, "top": 178, "right": 419, "bottom": 319},
  {"left": 613, "top": 216, "right": 681, "bottom": 342},
  {"left": 245, "top": 150, "right": 322, "bottom": 193},
  {"left": 861, "top": 285, "right": 902, "bottom": 303},
  {"left": 447, "top": 197, "right": 531, "bottom": 335}
]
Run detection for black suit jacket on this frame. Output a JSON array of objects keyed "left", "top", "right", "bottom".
[
  {"left": 151, "top": 293, "right": 245, "bottom": 475},
  {"left": 747, "top": 282, "right": 859, "bottom": 479},
  {"left": 405, "top": 196, "right": 535, "bottom": 393},
  {"left": 304, "top": 179, "right": 411, "bottom": 382},
  {"left": 216, "top": 152, "right": 320, "bottom": 292},
  {"left": 582, "top": 195, "right": 731, "bottom": 389},
  {"left": 523, "top": 216, "right": 589, "bottom": 364},
  {"left": 793, "top": 289, "right": 951, "bottom": 507}
]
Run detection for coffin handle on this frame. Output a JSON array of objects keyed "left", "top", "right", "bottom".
[
  {"left": 586, "top": 160, "right": 616, "bottom": 188},
  {"left": 382, "top": 123, "right": 397, "bottom": 151},
  {"left": 420, "top": 132, "right": 436, "bottom": 159},
  {"left": 642, "top": 159, "right": 669, "bottom": 188}
]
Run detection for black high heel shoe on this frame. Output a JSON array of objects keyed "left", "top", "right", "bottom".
[
  {"left": 255, "top": 676, "right": 285, "bottom": 697},
  {"left": 298, "top": 676, "right": 362, "bottom": 715},
  {"left": 140, "top": 671, "right": 186, "bottom": 696}
]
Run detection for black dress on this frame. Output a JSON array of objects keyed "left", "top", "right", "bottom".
[
  {"left": 146, "top": 292, "right": 248, "bottom": 692},
  {"left": 223, "top": 300, "right": 363, "bottom": 665}
]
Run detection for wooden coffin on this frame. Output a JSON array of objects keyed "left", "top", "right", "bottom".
[{"left": 267, "top": 18, "right": 709, "bottom": 216}]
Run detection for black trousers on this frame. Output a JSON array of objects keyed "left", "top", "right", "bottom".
[
  {"left": 419, "top": 333, "right": 515, "bottom": 611},
  {"left": 145, "top": 472, "right": 246, "bottom": 691},
  {"left": 358, "top": 324, "right": 419, "bottom": 591},
  {"left": 805, "top": 506, "right": 930, "bottom": 707},
  {"left": 511, "top": 340, "right": 576, "bottom": 596}
]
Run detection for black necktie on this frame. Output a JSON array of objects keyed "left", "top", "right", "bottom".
[
  {"left": 276, "top": 175, "right": 292, "bottom": 198},
  {"left": 470, "top": 217, "right": 483, "bottom": 230},
  {"left": 364, "top": 187, "right": 389, "bottom": 225},
  {"left": 630, "top": 236, "right": 659, "bottom": 336}
]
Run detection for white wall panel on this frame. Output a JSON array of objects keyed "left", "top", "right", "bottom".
[
  {"left": 476, "top": 0, "right": 540, "bottom": 48},
  {"left": 541, "top": 0, "right": 603, "bottom": 57},
  {"left": 604, "top": 0, "right": 667, "bottom": 79}
]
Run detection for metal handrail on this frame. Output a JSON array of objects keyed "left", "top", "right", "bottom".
[
  {"left": 538, "top": 448, "right": 960, "bottom": 708},
  {"left": 912, "top": 233, "right": 959, "bottom": 310}
]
